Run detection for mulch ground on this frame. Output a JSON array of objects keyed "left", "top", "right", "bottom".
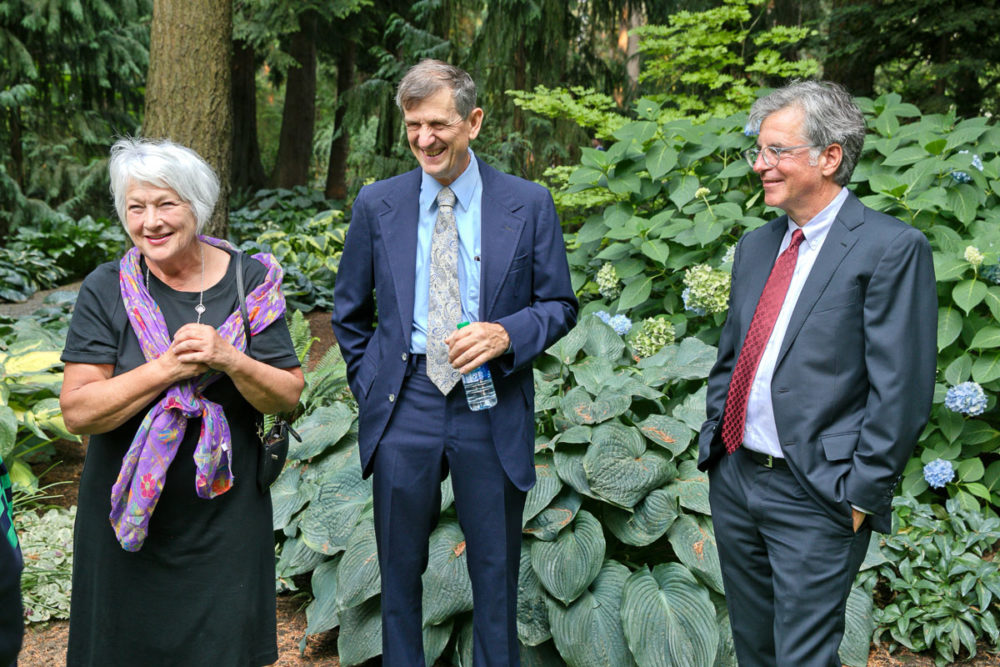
[{"left": 12, "top": 309, "right": 1000, "bottom": 665}]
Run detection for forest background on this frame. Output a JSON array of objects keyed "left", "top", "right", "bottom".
[{"left": 3, "top": 0, "right": 1000, "bottom": 665}]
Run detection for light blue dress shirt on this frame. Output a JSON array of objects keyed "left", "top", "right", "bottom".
[{"left": 410, "top": 150, "right": 484, "bottom": 354}]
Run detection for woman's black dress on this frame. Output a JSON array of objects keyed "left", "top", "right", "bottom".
[{"left": 61, "top": 251, "right": 299, "bottom": 666}]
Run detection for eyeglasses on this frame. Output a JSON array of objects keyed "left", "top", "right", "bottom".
[{"left": 743, "top": 144, "right": 823, "bottom": 168}]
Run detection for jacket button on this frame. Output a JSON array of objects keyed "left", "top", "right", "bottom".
[
  {"left": 388, "top": 394, "right": 395, "bottom": 402},
  {"left": 401, "top": 353, "right": 408, "bottom": 361}
]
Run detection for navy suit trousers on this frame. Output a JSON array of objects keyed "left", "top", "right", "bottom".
[
  {"left": 372, "top": 356, "right": 525, "bottom": 667},
  {"left": 709, "top": 448, "right": 870, "bottom": 667}
]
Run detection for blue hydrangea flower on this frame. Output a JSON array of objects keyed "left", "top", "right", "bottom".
[
  {"left": 944, "top": 381, "right": 988, "bottom": 416},
  {"left": 951, "top": 170, "right": 973, "bottom": 184},
  {"left": 958, "top": 150, "right": 984, "bottom": 172},
  {"left": 607, "top": 314, "right": 632, "bottom": 335},
  {"left": 743, "top": 120, "right": 759, "bottom": 137},
  {"left": 923, "top": 458, "right": 955, "bottom": 489},
  {"left": 982, "top": 264, "right": 1000, "bottom": 285},
  {"left": 682, "top": 287, "right": 707, "bottom": 316},
  {"left": 594, "top": 310, "right": 611, "bottom": 324}
]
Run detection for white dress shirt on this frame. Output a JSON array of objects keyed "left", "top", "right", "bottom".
[{"left": 742, "top": 187, "right": 850, "bottom": 457}]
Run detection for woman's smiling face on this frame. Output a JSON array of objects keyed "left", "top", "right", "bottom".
[{"left": 124, "top": 182, "right": 200, "bottom": 265}]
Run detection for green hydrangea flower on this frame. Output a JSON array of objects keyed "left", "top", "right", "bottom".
[
  {"left": 596, "top": 262, "right": 622, "bottom": 300},
  {"left": 682, "top": 264, "right": 731, "bottom": 315},
  {"left": 631, "top": 317, "right": 676, "bottom": 358},
  {"left": 965, "top": 245, "right": 985, "bottom": 267}
]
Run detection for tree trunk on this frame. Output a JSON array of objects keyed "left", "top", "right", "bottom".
[
  {"left": 145, "top": 0, "right": 233, "bottom": 238},
  {"left": 271, "top": 10, "right": 318, "bottom": 189},
  {"left": 231, "top": 39, "right": 267, "bottom": 195},
  {"left": 324, "top": 39, "right": 356, "bottom": 201}
]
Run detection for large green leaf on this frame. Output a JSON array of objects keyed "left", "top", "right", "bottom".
[
  {"left": 276, "top": 535, "right": 326, "bottom": 579},
  {"left": 524, "top": 488, "right": 583, "bottom": 541},
  {"left": 28, "top": 397, "right": 77, "bottom": 441},
  {"left": 621, "top": 563, "right": 719, "bottom": 667},
  {"left": 531, "top": 510, "right": 606, "bottom": 605},
  {"left": 672, "top": 387, "right": 709, "bottom": 432},
  {"left": 972, "top": 352, "right": 1000, "bottom": 384},
  {"left": 952, "top": 279, "right": 987, "bottom": 314},
  {"left": 422, "top": 518, "right": 474, "bottom": 625},
  {"left": 937, "top": 307, "right": 963, "bottom": 351},
  {"left": 667, "top": 460, "right": 711, "bottom": 515},
  {"left": 553, "top": 443, "right": 596, "bottom": 499},
  {"left": 517, "top": 544, "right": 552, "bottom": 646},
  {"left": 640, "top": 338, "right": 718, "bottom": 387},
  {"left": 713, "top": 600, "right": 738, "bottom": 667},
  {"left": 583, "top": 318, "right": 627, "bottom": 359},
  {"left": 583, "top": 423, "right": 675, "bottom": 508},
  {"left": 524, "top": 452, "right": 563, "bottom": 523},
  {"left": 521, "top": 640, "right": 568, "bottom": 667},
  {"left": 637, "top": 415, "right": 693, "bottom": 457},
  {"left": 290, "top": 402, "right": 355, "bottom": 460},
  {"left": 838, "top": 585, "right": 875, "bottom": 667},
  {"left": 970, "top": 326, "right": 1000, "bottom": 349},
  {"left": 545, "top": 321, "right": 588, "bottom": 364},
  {"left": 270, "top": 464, "right": 310, "bottom": 531},
  {"left": 605, "top": 488, "right": 678, "bottom": 546},
  {"left": 668, "top": 515, "right": 723, "bottom": 594},
  {"left": 337, "top": 512, "right": 381, "bottom": 609},
  {"left": 304, "top": 557, "right": 340, "bottom": 637},
  {"left": 298, "top": 460, "right": 372, "bottom": 555},
  {"left": 646, "top": 141, "right": 679, "bottom": 180},
  {"left": 619, "top": 276, "right": 653, "bottom": 311},
  {"left": 337, "top": 597, "right": 381, "bottom": 667},
  {"left": 571, "top": 356, "right": 616, "bottom": 396},
  {"left": 423, "top": 619, "right": 454, "bottom": 666},
  {"left": 560, "top": 386, "right": 631, "bottom": 426},
  {"left": 546, "top": 560, "right": 636, "bottom": 667},
  {"left": 0, "top": 406, "right": 17, "bottom": 458}
]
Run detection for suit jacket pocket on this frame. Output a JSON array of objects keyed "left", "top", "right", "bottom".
[
  {"left": 508, "top": 252, "right": 530, "bottom": 273},
  {"left": 821, "top": 431, "right": 859, "bottom": 461},
  {"left": 812, "top": 284, "right": 860, "bottom": 314}
]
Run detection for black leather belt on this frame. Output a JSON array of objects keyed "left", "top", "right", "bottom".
[{"left": 746, "top": 450, "right": 790, "bottom": 469}]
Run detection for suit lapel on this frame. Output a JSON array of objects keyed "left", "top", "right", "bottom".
[
  {"left": 378, "top": 169, "right": 422, "bottom": 349},
  {"left": 774, "top": 192, "right": 863, "bottom": 367},
  {"left": 478, "top": 163, "right": 525, "bottom": 320}
]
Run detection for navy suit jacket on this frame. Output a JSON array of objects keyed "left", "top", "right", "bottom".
[
  {"left": 331, "top": 161, "right": 578, "bottom": 491},
  {"left": 698, "top": 191, "right": 937, "bottom": 533}
]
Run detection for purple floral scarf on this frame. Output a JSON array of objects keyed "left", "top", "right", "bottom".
[{"left": 110, "top": 236, "right": 286, "bottom": 551}]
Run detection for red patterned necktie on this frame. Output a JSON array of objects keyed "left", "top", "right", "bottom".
[{"left": 721, "top": 229, "right": 806, "bottom": 454}]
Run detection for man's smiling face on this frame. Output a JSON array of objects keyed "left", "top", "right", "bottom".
[{"left": 403, "top": 87, "right": 483, "bottom": 186}]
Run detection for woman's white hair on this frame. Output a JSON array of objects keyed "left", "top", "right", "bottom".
[{"left": 108, "top": 137, "right": 220, "bottom": 233}]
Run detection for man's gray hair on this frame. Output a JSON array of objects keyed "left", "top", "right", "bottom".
[
  {"left": 108, "top": 137, "right": 220, "bottom": 234},
  {"left": 395, "top": 59, "right": 477, "bottom": 119},
  {"left": 748, "top": 80, "right": 866, "bottom": 186}
]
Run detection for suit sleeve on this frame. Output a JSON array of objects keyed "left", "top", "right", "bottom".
[
  {"left": 846, "top": 226, "right": 937, "bottom": 514},
  {"left": 331, "top": 187, "right": 377, "bottom": 399},
  {"left": 493, "top": 190, "right": 578, "bottom": 374}
]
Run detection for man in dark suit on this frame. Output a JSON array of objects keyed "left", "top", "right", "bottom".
[
  {"left": 331, "top": 60, "right": 577, "bottom": 666},
  {"left": 699, "top": 81, "right": 937, "bottom": 666}
]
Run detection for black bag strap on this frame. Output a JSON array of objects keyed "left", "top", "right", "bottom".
[
  {"left": 235, "top": 251, "right": 252, "bottom": 349},
  {"left": 236, "top": 250, "right": 301, "bottom": 444}
]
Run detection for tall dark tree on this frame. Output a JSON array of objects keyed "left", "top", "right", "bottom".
[
  {"left": 231, "top": 38, "right": 267, "bottom": 193},
  {"left": 145, "top": 0, "right": 233, "bottom": 237},
  {"left": 324, "top": 38, "right": 356, "bottom": 200},
  {"left": 271, "top": 9, "right": 318, "bottom": 188}
]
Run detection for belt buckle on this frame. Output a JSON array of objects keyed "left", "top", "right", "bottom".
[{"left": 764, "top": 454, "right": 774, "bottom": 468}]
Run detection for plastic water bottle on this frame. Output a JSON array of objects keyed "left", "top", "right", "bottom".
[{"left": 457, "top": 321, "right": 498, "bottom": 411}]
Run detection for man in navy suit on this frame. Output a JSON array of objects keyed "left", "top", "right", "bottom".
[
  {"left": 699, "top": 81, "right": 937, "bottom": 666},
  {"left": 332, "top": 60, "right": 577, "bottom": 666}
]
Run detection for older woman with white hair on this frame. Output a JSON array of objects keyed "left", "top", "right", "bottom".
[{"left": 59, "top": 138, "right": 304, "bottom": 666}]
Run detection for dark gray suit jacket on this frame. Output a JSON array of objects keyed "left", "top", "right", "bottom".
[{"left": 698, "top": 191, "right": 937, "bottom": 533}]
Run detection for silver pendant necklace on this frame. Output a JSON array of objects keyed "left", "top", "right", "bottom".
[{"left": 145, "top": 243, "right": 206, "bottom": 324}]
